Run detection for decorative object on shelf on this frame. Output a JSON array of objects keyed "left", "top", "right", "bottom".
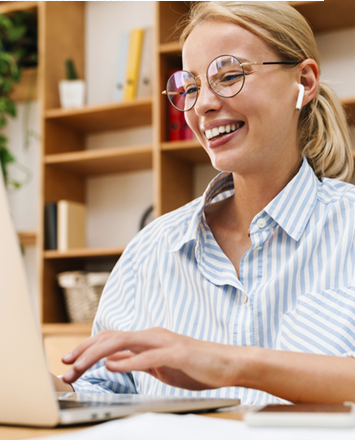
[
  {"left": 139, "top": 204, "right": 154, "bottom": 230},
  {"left": 0, "top": 11, "right": 37, "bottom": 189},
  {"left": 59, "top": 59, "right": 86, "bottom": 109},
  {"left": 57, "top": 271, "right": 110, "bottom": 323}
]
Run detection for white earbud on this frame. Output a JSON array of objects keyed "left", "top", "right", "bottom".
[{"left": 296, "top": 84, "right": 305, "bottom": 111}]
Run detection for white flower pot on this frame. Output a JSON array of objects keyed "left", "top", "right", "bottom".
[{"left": 59, "top": 80, "right": 86, "bottom": 109}]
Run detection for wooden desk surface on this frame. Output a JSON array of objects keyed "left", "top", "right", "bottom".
[{"left": 0, "top": 407, "right": 248, "bottom": 440}]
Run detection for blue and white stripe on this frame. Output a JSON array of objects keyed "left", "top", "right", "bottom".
[{"left": 72, "top": 157, "right": 355, "bottom": 404}]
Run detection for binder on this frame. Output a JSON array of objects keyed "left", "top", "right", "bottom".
[
  {"left": 113, "top": 31, "right": 130, "bottom": 101},
  {"left": 137, "top": 28, "right": 152, "bottom": 99},
  {"left": 124, "top": 28, "right": 144, "bottom": 101}
]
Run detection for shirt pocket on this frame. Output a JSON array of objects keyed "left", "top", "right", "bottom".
[{"left": 276, "top": 287, "right": 355, "bottom": 355}]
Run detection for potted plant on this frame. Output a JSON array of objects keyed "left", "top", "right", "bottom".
[
  {"left": 59, "top": 59, "right": 86, "bottom": 109},
  {"left": 0, "top": 11, "right": 37, "bottom": 189}
]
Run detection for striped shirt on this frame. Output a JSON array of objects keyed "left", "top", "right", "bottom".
[{"left": 72, "top": 157, "right": 355, "bottom": 404}]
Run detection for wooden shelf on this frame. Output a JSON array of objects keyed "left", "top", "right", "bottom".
[
  {"left": 290, "top": 0, "right": 355, "bottom": 33},
  {"left": 44, "top": 247, "right": 124, "bottom": 260},
  {"left": 161, "top": 139, "right": 210, "bottom": 163},
  {"left": 44, "top": 98, "right": 153, "bottom": 134},
  {"left": 18, "top": 230, "right": 37, "bottom": 247},
  {"left": 0, "top": 1, "right": 37, "bottom": 14},
  {"left": 8, "top": 68, "right": 38, "bottom": 103},
  {"left": 42, "top": 323, "right": 92, "bottom": 336},
  {"left": 45, "top": 145, "right": 153, "bottom": 176},
  {"left": 342, "top": 97, "right": 355, "bottom": 123},
  {"left": 159, "top": 41, "right": 181, "bottom": 54}
]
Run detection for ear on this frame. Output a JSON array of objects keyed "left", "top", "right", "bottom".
[{"left": 298, "top": 59, "right": 319, "bottom": 106}]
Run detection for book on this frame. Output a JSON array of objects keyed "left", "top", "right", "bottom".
[
  {"left": 113, "top": 31, "right": 129, "bottom": 101},
  {"left": 167, "top": 69, "right": 183, "bottom": 141},
  {"left": 44, "top": 202, "right": 57, "bottom": 250},
  {"left": 181, "top": 115, "right": 194, "bottom": 140},
  {"left": 137, "top": 28, "right": 152, "bottom": 99},
  {"left": 124, "top": 28, "right": 144, "bottom": 101},
  {"left": 57, "top": 200, "right": 86, "bottom": 251}
]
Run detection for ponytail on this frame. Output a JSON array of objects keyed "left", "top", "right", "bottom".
[{"left": 299, "top": 82, "right": 353, "bottom": 182}]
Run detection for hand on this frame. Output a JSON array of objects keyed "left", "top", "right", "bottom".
[{"left": 61, "top": 327, "right": 249, "bottom": 390}]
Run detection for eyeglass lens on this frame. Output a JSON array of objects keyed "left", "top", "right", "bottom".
[{"left": 166, "top": 56, "right": 245, "bottom": 112}]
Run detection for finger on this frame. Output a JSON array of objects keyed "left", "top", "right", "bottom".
[
  {"left": 61, "top": 335, "right": 99, "bottom": 364},
  {"left": 63, "top": 328, "right": 175, "bottom": 383},
  {"left": 63, "top": 330, "right": 159, "bottom": 383},
  {"left": 106, "top": 346, "right": 176, "bottom": 373},
  {"left": 107, "top": 350, "right": 134, "bottom": 361}
]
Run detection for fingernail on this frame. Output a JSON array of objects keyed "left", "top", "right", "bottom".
[
  {"left": 63, "top": 370, "right": 74, "bottom": 382},
  {"left": 62, "top": 353, "right": 72, "bottom": 362}
]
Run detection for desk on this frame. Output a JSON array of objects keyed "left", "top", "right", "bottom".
[{"left": 0, "top": 407, "right": 246, "bottom": 440}]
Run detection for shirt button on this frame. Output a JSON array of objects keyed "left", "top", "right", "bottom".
[
  {"left": 257, "top": 218, "right": 266, "bottom": 229},
  {"left": 255, "top": 246, "right": 262, "bottom": 251},
  {"left": 241, "top": 294, "right": 248, "bottom": 304}
]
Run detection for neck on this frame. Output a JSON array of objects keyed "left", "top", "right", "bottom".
[{"left": 229, "top": 156, "right": 303, "bottom": 234}]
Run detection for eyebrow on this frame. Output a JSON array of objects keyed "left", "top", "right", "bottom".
[{"left": 184, "top": 56, "right": 252, "bottom": 74}]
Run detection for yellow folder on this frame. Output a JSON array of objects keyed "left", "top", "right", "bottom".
[{"left": 124, "top": 28, "right": 144, "bottom": 101}]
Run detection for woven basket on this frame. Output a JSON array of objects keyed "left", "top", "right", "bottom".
[{"left": 57, "top": 271, "right": 110, "bottom": 323}]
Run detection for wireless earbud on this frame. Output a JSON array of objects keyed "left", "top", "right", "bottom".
[{"left": 296, "top": 84, "right": 305, "bottom": 111}]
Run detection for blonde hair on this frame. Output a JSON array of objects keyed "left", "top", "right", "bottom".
[{"left": 180, "top": 1, "right": 354, "bottom": 182}]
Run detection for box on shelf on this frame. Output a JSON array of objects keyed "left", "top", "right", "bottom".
[{"left": 57, "top": 271, "right": 110, "bottom": 323}]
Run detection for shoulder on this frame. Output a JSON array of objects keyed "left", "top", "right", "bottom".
[{"left": 317, "top": 177, "right": 355, "bottom": 206}]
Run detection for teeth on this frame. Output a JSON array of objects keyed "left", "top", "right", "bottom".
[
  {"left": 204, "top": 123, "right": 242, "bottom": 140},
  {"left": 212, "top": 127, "right": 219, "bottom": 137}
]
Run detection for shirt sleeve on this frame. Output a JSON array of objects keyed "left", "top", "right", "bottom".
[{"left": 69, "top": 245, "right": 138, "bottom": 394}]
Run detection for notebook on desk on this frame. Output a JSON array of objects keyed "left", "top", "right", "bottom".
[{"left": 0, "top": 175, "right": 240, "bottom": 427}]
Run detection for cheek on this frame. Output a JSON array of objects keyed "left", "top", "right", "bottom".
[{"left": 184, "top": 112, "right": 199, "bottom": 136}]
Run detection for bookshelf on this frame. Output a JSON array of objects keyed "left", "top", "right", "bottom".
[{"left": 2, "top": 1, "right": 355, "bottom": 353}]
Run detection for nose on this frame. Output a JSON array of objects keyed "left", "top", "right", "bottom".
[{"left": 194, "top": 76, "right": 223, "bottom": 116}]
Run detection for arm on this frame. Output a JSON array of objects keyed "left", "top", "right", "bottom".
[{"left": 61, "top": 327, "right": 355, "bottom": 403}]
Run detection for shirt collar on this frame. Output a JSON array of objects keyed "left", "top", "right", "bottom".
[
  {"left": 170, "top": 156, "right": 318, "bottom": 251},
  {"left": 169, "top": 172, "right": 233, "bottom": 252},
  {"left": 263, "top": 156, "right": 319, "bottom": 241}
]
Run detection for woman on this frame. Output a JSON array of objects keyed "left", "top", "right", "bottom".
[{"left": 56, "top": 1, "right": 355, "bottom": 404}]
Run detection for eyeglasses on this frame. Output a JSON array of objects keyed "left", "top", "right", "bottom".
[{"left": 162, "top": 55, "right": 300, "bottom": 112}]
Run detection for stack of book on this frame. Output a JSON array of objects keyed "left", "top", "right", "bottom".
[
  {"left": 45, "top": 200, "right": 86, "bottom": 251},
  {"left": 113, "top": 27, "right": 152, "bottom": 102}
]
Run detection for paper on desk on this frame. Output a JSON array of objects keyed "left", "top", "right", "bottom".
[{"left": 30, "top": 412, "right": 355, "bottom": 440}]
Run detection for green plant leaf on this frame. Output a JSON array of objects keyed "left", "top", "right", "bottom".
[{"left": 0, "top": 97, "right": 17, "bottom": 117}]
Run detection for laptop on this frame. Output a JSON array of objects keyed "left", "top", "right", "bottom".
[{"left": 0, "top": 175, "right": 240, "bottom": 427}]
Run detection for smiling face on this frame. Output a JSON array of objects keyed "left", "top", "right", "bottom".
[{"left": 182, "top": 20, "right": 302, "bottom": 177}]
